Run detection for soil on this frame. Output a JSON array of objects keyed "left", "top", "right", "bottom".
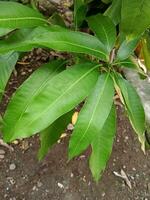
[{"left": 0, "top": 50, "right": 150, "bottom": 200}]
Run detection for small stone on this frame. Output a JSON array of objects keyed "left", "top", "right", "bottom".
[
  {"left": 132, "top": 167, "right": 136, "bottom": 171},
  {"left": 9, "top": 163, "right": 16, "bottom": 170},
  {"left": 101, "top": 192, "right": 105, "bottom": 197},
  {"left": 70, "top": 173, "right": 74, "bottom": 178},
  {"left": 57, "top": 182, "right": 64, "bottom": 189},
  {"left": 37, "top": 181, "right": 43, "bottom": 188},
  {"left": 0, "top": 154, "right": 4, "bottom": 159},
  {"left": 0, "top": 149, "right": 5, "bottom": 154}
]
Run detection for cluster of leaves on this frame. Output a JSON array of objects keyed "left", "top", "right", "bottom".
[{"left": 0, "top": 0, "right": 150, "bottom": 181}]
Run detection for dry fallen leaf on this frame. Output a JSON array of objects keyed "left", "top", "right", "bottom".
[
  {"left": 113, "top": 169, "right": 132, "bottom": 189},
  {"left": 72, "top": 112, "right": 78, "bottom": 125}
]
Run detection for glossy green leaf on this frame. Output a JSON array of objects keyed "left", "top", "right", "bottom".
[
  {"left": 0, "top": 28, "right": 13, "bottom": 37},
  {"left": 87, "top": 13, "right": 116, "bottom": 53},
  {"left": 38, "top": 110, "right": 73, "bottom": 160},
  {"left": 3, "top": 62, "right": 99, "bottom": 142},
  {"left": 116, "top": 38, "right": 139, "bottom": 61},
  {"left": 0, "top": 26, "right": 108, "bottom": 61},
  {"left": 74, "top": 0, "right": 87, "bottom": 29},
  {"left": 0, "top": 51, "right": 18, "bottom": 102},
  {"left": 69, "top": 73, "right": 114, "bottom": 159},
  {"left": 116, "top": 74, "right": 145, "bottom": 150},
  {"left": 3, "top": 60, "right": 65, "bottom": 141},
  {"left": 121, "top": 0, "right": 150, "bottom": 38},
  {"left": 0, "top": 1, "right": 47, "bottom": 28},
  {"left": 104, "top": 0, "right": 121, "bottom": 25},
  {"left": 90, "top": 104, "right": 116, "bottom": 182}
]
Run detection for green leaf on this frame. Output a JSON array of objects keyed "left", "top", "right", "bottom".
[
  {"left": 0, "top": 28, "right": 13, "bottom": 37},
  {"left": 0, "top": 51, "right": 18, "bottom": 102},
  {"left": 104, "top": 0, "right": 122, "bottom": 25},
  {"left": 0, "top": 26, "right": 108, "bottom": 61},
  {"left": 38, "top": 110, "right": 73, "bottom": 160},
  {"left": 115, "top": 73, "right": 145, "bottom": 151},
  {"left": 87, "top": 13, "right": 116, "bottom": 53},
  {"left": 102, "top": 0, "right": 112, "bottom": 4},
  {"left": 69, "top": 73, "right": 114, "bottom": 159},
  {"left": 74, "top": 0, "right": 87, "bottom": 29},
  {"left": 121, "top": 0, "right": 150, "bottom": 38},
  {"left": 0, "top": 1, "right": 47, "bottom": 28},
  {"left": 3, "top": 62, "right": 99, "bottom": 142},
  {"left": 90, "top": 104, "right": 116, "bottom": 182},
  {"left": 116, "top": 38, "right": 139, "bottom": 61}
]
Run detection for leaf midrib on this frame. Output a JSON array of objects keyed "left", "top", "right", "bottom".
[
  {"left": 14, "top": 64, "right": 99, "bottom": 134},
  {"left": 7, "top": 63, "right": 64, "bottom": 135},
  {"left": 71, "top": 73, "right": 110, "bottom": 156},
  {"left": 0, "top": 17, "right": 47, "bottom": 23}
]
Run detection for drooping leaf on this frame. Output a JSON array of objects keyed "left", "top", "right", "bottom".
[
  {"left": 38, "top": 110, "right": 73, "bottom": 160},
  {"left": 3, "top": 62, "right": 99, "bottom": 142},
  {"left": 90, "top": 104, "right": 116, "bottom": 182},
  {"left": 0, "top": 51, "right": 18, "bottom": 102},
  {"left": 121, "top": 0, "right": 150, "bottom": 38},
  {"left": 116, "top": 38, "right": 139, "bottom": 61},
  {"left": 115, "top": 73, "right": 145, "bottom": 151},
  {"left": 0, "top": 26, "right": 108, "bottom": 61},
  {"left": 104, "top": 0, "right": 121, "bottom": 25},
  {"left": 0, "top": 1, "right": 47, "bottom": 28},
  {"left": 69, "top": 73, "right": 114, "bottom": 159},
  {"left": 74, "top": 0, "right": 87, "bottom": 29},
  {"left": 87, "top": 13, "right": 116, "bottom": 53}
]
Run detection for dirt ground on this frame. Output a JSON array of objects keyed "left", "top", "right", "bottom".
[{"left": 0, "top": 50, "right": 150, "bottom": 200}]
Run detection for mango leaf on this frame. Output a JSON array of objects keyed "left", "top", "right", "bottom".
[
  {"left": 0, "top": 28, "right": 13, "bottom": 37},
  {"left": 115, "top": 73, "right": 145, "bottom": 151},
  {"left": 87, "top": 13, "right": 116, "bottom": 53},
  {"left": 121, "top": 0, "right": 150, "bottom": 38},
  {"left": 2, "top": 60, "right": 65, "bottom": 141},
  {"left": 0, "top": 1, "right": 47, "bottom": 28},
  {"left": 0, "top": 51, "right": 18, "bottom": 102},
  {"left": 74, "top": 0, "right": 87, "bottom": 29},
  {"left": 116, "top": 38, "right": 139, "bottom": 61},
  {"left": 3, "top": 62, "right": 99, "bottom": 142},
  {"left": 69, "top": 73, "right": 114, "bottom": 159},
  {"left": 0, "top": 26, "right": 108, "bottom": 61},
  {"left": 38, "top": 110, "right": 73, "bottom": 160},
  {"left": 90, "top": 104, "right": 116, "bottom": 182},
  {"left": 104, "top": 0, "right": 121, "bottom": 25}
]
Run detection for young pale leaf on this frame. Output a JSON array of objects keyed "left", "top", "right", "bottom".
[
  {"left": 87, "top": 13, "right": 116, "bottom": 53},
  {"left": 121, "top": 0, "right": 150, "bottom": 38},
  {"left": 0, "top": 1, "right": 47, "bottom": 28},
  {"left": 0, "top": 51, "right": 18, "bottom": 102},
  {"left": 3, "top": 62, "right": 99, "bottom": 142},
  {"left": 104, "top": 0, "right": 121, "bottom": 25},
  {"left": 69, "top": 73, "right": 114, "bottom": 159},
  {"left": 38, "top": 110, "right": 73, "bottom": 160},
  {"left": 116, "top": 74, "right": 145, "bottom": 151},
  {"left": 74, "top": 0, "right": 87, "bottom": 29},
  {"left": 0, "top": 26, "right": 108, "bottom": 61},
  {"left": 90, "top": 104, "right": 116, "bottom": 182},
  {"left": 116, "top": 38, "right": 139, "bottom": 61}
]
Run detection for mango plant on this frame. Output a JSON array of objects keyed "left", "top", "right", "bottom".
[{"left": 0, "top": 0, "right": 149, "bottom": 181}]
